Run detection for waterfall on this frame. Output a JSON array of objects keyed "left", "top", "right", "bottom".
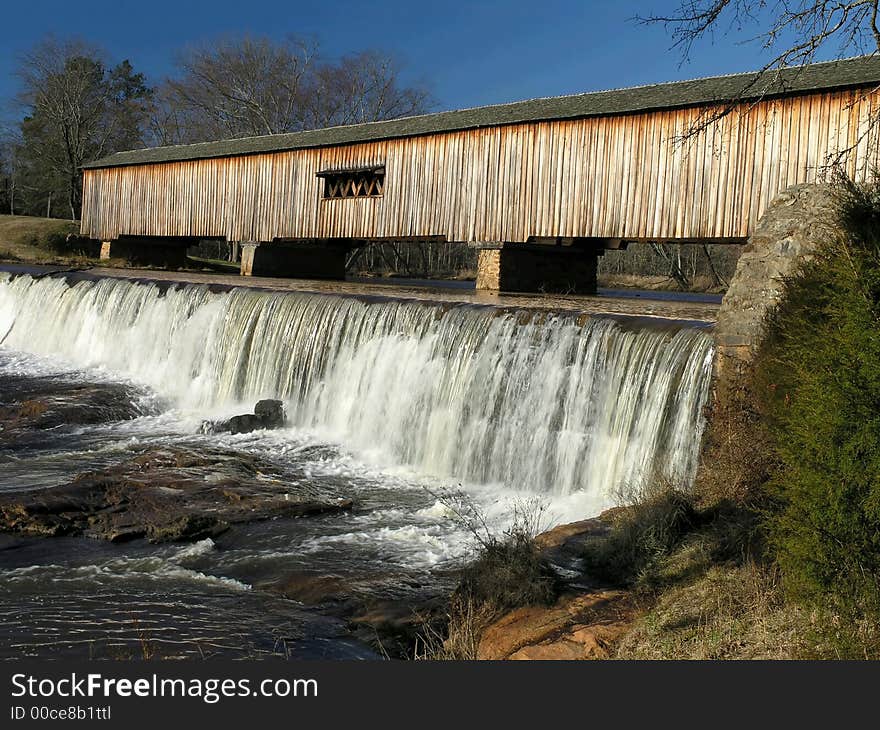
[{"left": 0, "top": 272, "right": 714, "bottom": 499}]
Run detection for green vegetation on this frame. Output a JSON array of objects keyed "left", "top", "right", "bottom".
[
  {"left": 581, "top": 487, "right": 700, "bottom": 587},
  {"left": 755, "top": 179, "right": 880, "bottom": 651}
]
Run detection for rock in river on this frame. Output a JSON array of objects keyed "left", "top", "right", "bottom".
[
  {"left": 0, "top": 446, "right": 352, "bottom": 543},
  {"left": 203, "top": 399, "right": 287, "bottom": 435}
]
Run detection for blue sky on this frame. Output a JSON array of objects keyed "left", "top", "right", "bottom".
[{"left": 0, "top": 0, "right": 844, "bottom": 118}]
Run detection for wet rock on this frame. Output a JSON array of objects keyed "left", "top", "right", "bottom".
[
  {"left": 274, "top": 572, "right": 352, "bottom": 604},
  {"left": 0, "top": 446, "right": 352, "bottom": 543},
  {"left": 204, "top": 399, "right": 287, "bottom": 435},
  {"left": 226, "top": 413, "right": 264, "bottom": 435},
  {"left": 254, "top": 399, "right": 285, "bottom": 428},
  {"left": 349, "top": 595, "right": 449, "bottom": 659},
  {"left": 263, "top": 569, "right": 451, "bottom": 659},
  {"left": 0, "top": 373, "right": 142, "bottom": 443}
]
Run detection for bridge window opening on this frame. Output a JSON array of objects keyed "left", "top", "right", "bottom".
[{"left": 318, "top": 165, "right": 385, "bottom": 199}]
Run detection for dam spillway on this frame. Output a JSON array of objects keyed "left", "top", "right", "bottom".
[{"left": 0, "top": 270, "right": 714, "bottom": 504}]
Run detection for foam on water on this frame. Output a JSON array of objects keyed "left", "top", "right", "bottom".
[
  {"left": 0, "top": 272, "right": 714, "bottom": 515},
  {"left": 0, "top": 554, "right": 252, "bottom": 592}
]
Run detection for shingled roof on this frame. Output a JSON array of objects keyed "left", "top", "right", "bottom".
[{"left": 84, "top": 55, "right": 880, "bottom": 169}]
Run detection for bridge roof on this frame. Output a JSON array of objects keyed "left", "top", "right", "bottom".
[{"left": 84, "top": 55, "right": 880, "bottom": 169}]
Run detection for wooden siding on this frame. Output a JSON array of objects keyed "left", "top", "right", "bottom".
[{"left": 81, "top": 88, "right": 880, "bottom": 243}]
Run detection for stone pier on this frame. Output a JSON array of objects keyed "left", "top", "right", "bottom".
[
  {"left": 239, "top": 241, "right": 350, "bottom": 279},
  {"left": 99, "top": 237, "right": 189, "bottom": 268},
  {"left": 713, "top": 184, "right": 836, "bottom": 395},
  {"left": 475, "top": 244, "right": 599, "bottom": 295},
  {"left": 698, "top": 183, "right": 837, "bottom": 501}
]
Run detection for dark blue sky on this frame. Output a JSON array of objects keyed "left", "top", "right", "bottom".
[{"left": 1, "top": 0, "right": 840, "bottom": 118}]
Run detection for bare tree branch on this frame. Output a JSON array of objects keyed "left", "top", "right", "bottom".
[
  {"left": 637, "top": 0, "right": 880, "bottom": 148},
  {"left": 152, "top": 36, "right": 433, "bottom": 145}
]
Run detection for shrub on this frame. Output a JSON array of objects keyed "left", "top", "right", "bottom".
[
  {"left": 47, "top": 233, "right": 101, "bottom": 258},
  {"left": 582, "top": 486, "right": 699, "bottom": 587},
  {"left": 756, "top": 177, "right": 880, "bottom": 621},
  {"left": 414, "top": 498, "right": 561, "bottom": 659},
  {"left": 455, "top": 511, "right": 561, "bottom": 612},
  {"left": 454, "top": 531, "right": 560, "bottom": 612}
]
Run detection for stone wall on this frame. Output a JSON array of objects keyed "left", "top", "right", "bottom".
[
  {"left": 699, "top": 183, "right": 839, "bottom": 501},
  {"left": 713, "top": 184, "right": 838, "bottom": 393}
]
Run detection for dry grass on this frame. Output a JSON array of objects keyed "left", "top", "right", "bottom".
[
  {"left": 581, "top": 485, "right": 699, "bottom": 588},
  {"left": 0, "top": 215, "right": 83, "bottom": 263},
  {"left": 616, "top": 562, "right": 814, "bottom": 659},
  {"left": 413, "top": 596, "right": 497, "bottom": 660}
]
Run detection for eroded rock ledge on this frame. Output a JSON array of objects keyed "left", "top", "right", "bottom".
[
  {"left": 477, "top": 589, "right": 637, "bottom": 660},
  {"left": 0, "top": 447, "right": 352, "bottom": 542}
]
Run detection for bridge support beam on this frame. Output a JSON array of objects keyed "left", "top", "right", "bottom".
[
  {"left": 239, "top": 241, "right": 349, "bottom": 279},
  {"left": 475, "top": 244, "right": 598, "bottom": 295},
  {"left": 99, "top": 237, "right": 189, "bottom": 268}
]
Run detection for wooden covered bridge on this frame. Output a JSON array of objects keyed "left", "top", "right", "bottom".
[{"left": 81, "top": 56, "right": 880, "bottom": 294}]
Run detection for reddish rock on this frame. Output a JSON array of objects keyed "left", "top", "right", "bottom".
[{"left": 477, "top": 590, "right": 637, "bottom": 661}]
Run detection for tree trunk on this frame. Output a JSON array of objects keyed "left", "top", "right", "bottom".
[
  {"left": 69, "top": 180, "right": 77, "bottom": 221},
  {"left": 702, "top": 243, "right": 728, "bottom": 288}
]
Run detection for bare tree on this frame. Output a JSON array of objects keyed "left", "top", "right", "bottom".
[
  {"left": 153, "top": 36, "right": 433, "bottom": 145},
  {"left": 0, "top": 126, "right": 21, "bottom": 215},
  {"left": 157, "top": 36, "right": 318, "bottom": 142},
  {"left": 302, "top": 50, "right": 433, "bottom": 128},
  {"left": 639, "top": 1, "right": 880, "bottom": 137},
  {"left": 642, "top": 1, "right": 880, "bottom": 63}
]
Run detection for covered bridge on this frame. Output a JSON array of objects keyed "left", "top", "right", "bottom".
[{"left": 81, "top": 56, "right": 880, "bottom": 293}]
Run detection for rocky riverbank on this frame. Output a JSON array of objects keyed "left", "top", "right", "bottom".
[{"left": 468, "top": 518, "right": 639, "bottom": 660}]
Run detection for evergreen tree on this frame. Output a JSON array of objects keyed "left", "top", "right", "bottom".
[{"left": 15, "top": 39, "right": 152, "bottom": 219}]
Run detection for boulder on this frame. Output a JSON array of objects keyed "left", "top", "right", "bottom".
[
  {"left": 205, "top": 399, "right": 287, "bottom": 435},
  {"left": 226, "top": 413, "right": 264, "bottom": 435},
  {"left": 254, "top": 399, "right": 285, "bottom": 428}
]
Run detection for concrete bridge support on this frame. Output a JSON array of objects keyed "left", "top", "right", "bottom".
[
  {"left": 99, "top": 237, "right": 189, "bottom": 268},
  {"left": 239, "top": 241, "right": 350, "bottom": 279},
  {"left": 475, "top": 244, "right": 599, "bottom": 295}
]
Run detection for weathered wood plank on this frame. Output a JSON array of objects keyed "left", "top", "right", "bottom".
[{"left": 81, "top": 88, "right": 880, "bottom": 244}]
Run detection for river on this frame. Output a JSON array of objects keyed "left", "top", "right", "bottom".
[{"left": 0, "top": 267, "right": 716, "bottom": 659}]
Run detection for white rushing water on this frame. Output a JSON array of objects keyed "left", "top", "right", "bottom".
[{"left": 0, "top": 272, "right": 714, "bottom": 503}]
